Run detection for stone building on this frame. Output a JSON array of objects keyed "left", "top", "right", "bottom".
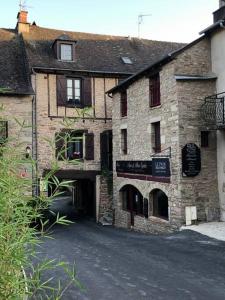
[
  {"left": 201, "top": 1, "right": 225, "bottom": 221},
  {"left": 108, "top": 20, "right": 223, "bottom": 233},
  {"left": 0, "top": 9, "right": 183, "bottom": 222},
  {"left": 0, "top": 28, "right": 33, "bottom": 178}
]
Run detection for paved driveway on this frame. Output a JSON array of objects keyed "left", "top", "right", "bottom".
[{"left": 38, "top": 219, "right": 225, "bottom": 300}]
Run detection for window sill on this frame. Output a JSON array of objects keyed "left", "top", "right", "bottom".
[
  {"left": 120, "top": 115, "right": 127, "bottom": 119},
  {"left": 58, "top": 103, "right": 84, "bottom": 108},
  {"left": 149, "top": 216, "right": 169, "bottom": 223},
  {"left": 150, "top": 104, "right": 162, "bottom": 110},
  {"left": 58, "top": 59, "right": 75, "bottom": 63}
]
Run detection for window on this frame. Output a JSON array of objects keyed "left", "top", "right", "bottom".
[
  {"left": 121, "top": 129, "right": 127, "bottom": 155},
  {"left": 121, "top": 185, "right": 147, "bottom": 219},
  {"left": 56, "top": 76, "right": 92, "bottom": 108},
  {"left": 149, "top": 74, "right": 160, "bottom": 107},
  {"left": 55, "top": 130, "right": 94, "bottom": 161},
  {"left": 60, "top": 44, "right": 73, "bottom": 61},
  {"left": 152, "top": 189, "right": 168, "bottom": 220},
  {"left": 152, "top": 122, "right": 161, "bottom": 153},
  {"left": 201, "top": 131, "right": 209, "bottom": 147},
  {"left": 67, "top": 78, "right": 81, "bottom": 104},
  {"left": 120, "top": 90, "right": 127, "bottom": 117},
  {"left": 121, "top": 56, "right": 133, "bottom": 64},
  {"left": 67, "top": 132, "right": 83, "bottom": 160}
]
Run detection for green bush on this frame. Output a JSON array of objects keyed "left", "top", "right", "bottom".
[{"left": 0, "top": 108, "right": 90, "bottom": 299}]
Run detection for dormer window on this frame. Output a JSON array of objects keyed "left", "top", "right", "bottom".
[
  {"left": 60, "top": 43, "right": 73, "bottom": 61},
  {"left": 52, "top": 35, "right": 76, "bottom": 62}
]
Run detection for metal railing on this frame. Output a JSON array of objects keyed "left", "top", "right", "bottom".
[{"left": 201, "top": 92, "right": 225, "bottom": 129}]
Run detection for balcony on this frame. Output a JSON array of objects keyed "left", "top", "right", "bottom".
[{"left": 201, "top": 92, "right": 225, "bottom": 129}]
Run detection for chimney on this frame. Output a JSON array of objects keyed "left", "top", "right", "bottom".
[
  {"left": 16, "top": 10, "right": 30, "bottom": 33},
  {"left": 219, "top": 0, "right": 225, "bottom": 8}
]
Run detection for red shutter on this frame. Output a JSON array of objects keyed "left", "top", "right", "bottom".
[
  {"left": 154, "top": 122, "right": 161, "bottom": 153},
  {"left": 150, "top": 74, "right": 160, "bottom": 107},
  {"left": 120, "top": 91, "right": 127, "bottom": 117},
  {"left": 83, "top": 77, "right": 92, "bottom": 107},
  {"left": 56, "top": 75, "right": 67, "bottom": 106},
  {"left": 85, "top": 132, "right": 94, "bottom": 160}
]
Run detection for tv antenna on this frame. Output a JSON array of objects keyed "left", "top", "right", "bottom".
[
  {"left": 19, "top": 0, "right": 32, "bottom": 11},
  {"left": 138, "top": 14, "right": 151, "bottom": 38}
]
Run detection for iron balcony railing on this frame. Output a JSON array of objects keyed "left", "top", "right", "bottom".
[{"left": 201, "top": 92, "right": 225, "bottom": 129}]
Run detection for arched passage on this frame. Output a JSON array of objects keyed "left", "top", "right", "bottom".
[
  {"left": 120, "top": 185, "right": 148, "bottom": 225},
  {"left": 150, "top": 189, "right": 169, "bottom": 220}
]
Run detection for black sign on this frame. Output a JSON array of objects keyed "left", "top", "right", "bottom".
[
  {"left": 116, "top": 161, "right": 152, "bottom": 175},
  {"left": 182, "top": 143, "right": 201, "bottom": 177},
  {"left": 152, "top": 158, "right": 170, "bottom": 177}
]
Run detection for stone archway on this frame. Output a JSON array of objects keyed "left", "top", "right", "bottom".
[
  {"left": 120, "top": 184, "right": 146, "bottom": 225},
  {"left": 149, "top": 189, "right": 169, "bottom": 220}
]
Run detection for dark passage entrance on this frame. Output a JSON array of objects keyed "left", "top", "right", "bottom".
[{"left": 48, "top": 178, "right": 95, "bottom": 221}]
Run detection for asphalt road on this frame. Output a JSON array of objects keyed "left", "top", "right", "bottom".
[{"left": 37, "top": 200, "right": 225, "bottom": 300}]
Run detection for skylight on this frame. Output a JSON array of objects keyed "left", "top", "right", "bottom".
[{"left": 121, "top": 57, "right": 133, "bottom": 64}]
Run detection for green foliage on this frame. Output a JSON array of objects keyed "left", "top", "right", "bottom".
[{"left": 0, "top": 108, "right": 92, "bottom": 299}]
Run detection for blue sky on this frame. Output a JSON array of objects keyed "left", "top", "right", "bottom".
[{"left": 1, "top": 0, "right": 219, "bottom": 42}]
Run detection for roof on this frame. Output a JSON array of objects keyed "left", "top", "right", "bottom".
[
  {"left": 107, "top": 36, "right": 206, "bottom": 94},
  {"left": 22, "top": 24, "right": 184, "bottom": 75},
  {"left": 199, "top": 20, "right": 225, "bottom": 35},
  {"left": 0, "top": 28, "right": 33, "bottom": 95}
]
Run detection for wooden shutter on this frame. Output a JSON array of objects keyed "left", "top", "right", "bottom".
[
  {"left": 56, "top": 75, "right": 67, "bottom": 106},
  {"left": 100, "top": 130, "right": 112, "bottom": 171},
  {"left": 55, "top": 131, "right": 66, "bottom": 160},
  {"left": 85, "top": 132, "right": 94, "bottom": 160},
  {"left": 154, "top": 122, "right": 161, "bottom": 153},
  {"left": 83, "top": 77, "right": 92, "bottom": 107},
  {"left": 150, "top": 74, "right": 160, "bottom": 107},
  {"left": 120, "top": 91, "right": 127, "bottom": 117}
]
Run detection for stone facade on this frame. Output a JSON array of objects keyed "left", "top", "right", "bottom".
[
  {"left": 33, "top": 73, "right": 116, "bottom": 220},
  {"left": 0, "top": 95, "right": 33, "bottom": 180},
  {"left": 112, "top": 38, "right": 220, "bottom": 233}
]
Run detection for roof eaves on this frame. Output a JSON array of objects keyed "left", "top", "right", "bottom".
[
  {"left": 199, "top": 20, "right": 225, "bottom": 35},
  {"left": 31, "top": 66, "right": 133, "bottom": 76},
  {"left": 106, "top": 36, "right": 206, "bottom": 95},
  {"left": 175, "top": 74, "right": 217, "bottom": 81}
]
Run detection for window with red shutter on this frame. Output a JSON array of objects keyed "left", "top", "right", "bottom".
[
  {"left": 120, "top": 90, "right": 127, "bottom": 117},
  {"left": 121, "top": 129, "right": 127, "bottom": 155},
  {"left": 149, "top": 74, "right": 161, "bottom": 107},
  {"left": 152, "top": 122, "right": 161, "bottom": 153},
  {"left": 85, "top": 132, "right": 94, "bottom": 160},
  {"left": 56, "top": 76, "right": 92, "bottom": 108}
]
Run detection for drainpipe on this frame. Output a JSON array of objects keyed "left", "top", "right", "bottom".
[{"left": 31, "top": 67, "right": 38, "bottom": 196}]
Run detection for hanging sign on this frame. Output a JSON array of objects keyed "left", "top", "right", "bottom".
[
  {"left": 152, "top": 158, "right": 170, "bottom": 177},
  {"left": 182, "top": 143, "right": 201, "bottom": 177}
]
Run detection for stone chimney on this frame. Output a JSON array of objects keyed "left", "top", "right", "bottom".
[
  {"left": 219, "top": 0, "right": 225, "bottom": 7},
  {"left": 16, "top": 10, "right": 30, "bottom": 33}
]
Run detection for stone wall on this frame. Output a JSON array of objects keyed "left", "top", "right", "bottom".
[
  {"left": 34, "top": 73, "right": 116, "bottom": 221},
  {"left": 175, "top": 38, "right": 219, "bottom": 222},
  {"left": 98, "top": 175, "right": 113, "bottom": 219},
  {"left": 0, "top": 95, "right": 33, "bottom": 180},
  {"left": 34, "top": 73, "right": 115, "bottom": 173},
  {"left": 112, "top": 37, "right": 220, "bottom": 233}
]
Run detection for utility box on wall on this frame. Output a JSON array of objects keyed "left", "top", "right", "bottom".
[{"left": 185, "top": 206, "right": 197, "bottom": 225}]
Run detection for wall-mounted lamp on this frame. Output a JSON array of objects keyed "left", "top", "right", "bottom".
[{"left": 25, "top": 146, "right": 31, "bottom": 158}]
